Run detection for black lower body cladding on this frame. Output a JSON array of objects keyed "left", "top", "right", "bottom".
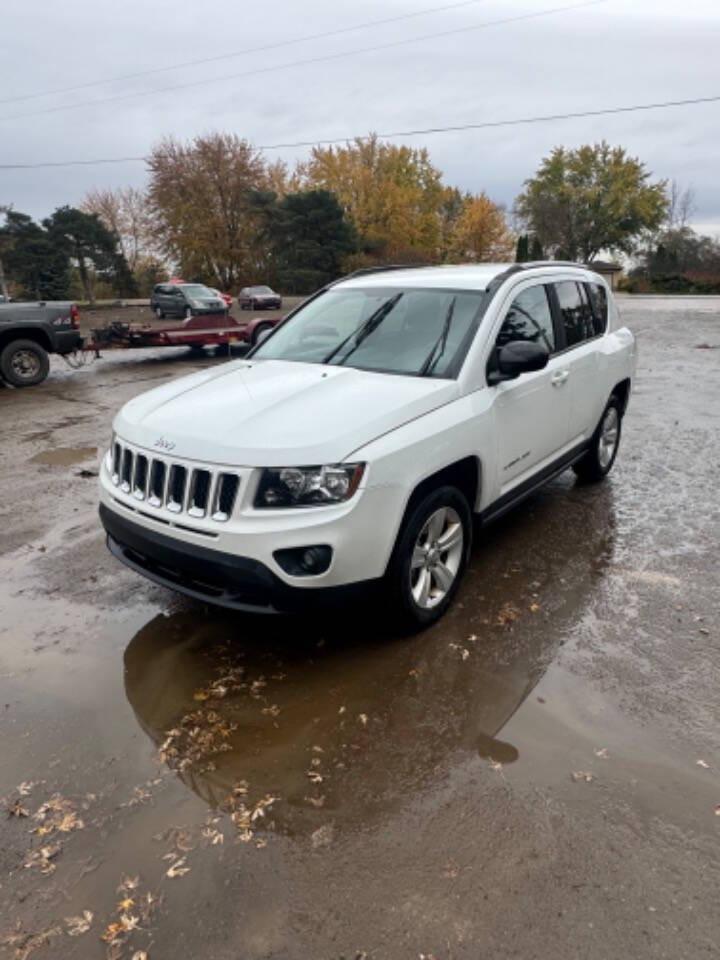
[{"left": 99, "top": 503, "right": 376, "bottom": 614}]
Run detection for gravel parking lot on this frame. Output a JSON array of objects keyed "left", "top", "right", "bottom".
[{"left": 1, "top": 297, "right": 719, "bottom": 959}]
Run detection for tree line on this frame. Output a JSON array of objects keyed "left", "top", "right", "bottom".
[{"left": 2, "top": 134, "right": 719, "bottom": 302}]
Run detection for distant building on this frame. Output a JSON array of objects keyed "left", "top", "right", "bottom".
[{"left": 588, "top": 261, "right": 623, "bottom": 291}]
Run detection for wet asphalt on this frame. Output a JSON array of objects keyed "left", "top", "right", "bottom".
[{"left": 0, "top": 297, "right": 719, "bottom": 959}]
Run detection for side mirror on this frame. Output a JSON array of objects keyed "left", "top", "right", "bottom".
[{"left": 488, "top": 340, "right": 549, "bottom": 384}]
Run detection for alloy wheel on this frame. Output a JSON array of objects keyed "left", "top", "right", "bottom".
[
  {"left": 409, "top": 506, "right": 464, "bottom": 609},
  {"left": 598, "top": 406, "right": 619, "bottom": 468}
]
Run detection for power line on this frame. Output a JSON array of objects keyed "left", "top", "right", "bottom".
[
  {"left": 1, "top": 94, "right": 718, "bottom": 170},
  {"left": 0, "top": 0, "right": 607, "bottom": 123},
  {"left": 0, "top": 0, "right": 493, "bottom": 107}
]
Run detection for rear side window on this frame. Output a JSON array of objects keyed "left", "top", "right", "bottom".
[
  {"left": 554, "top": 281, "right": 594, "bottom": 348},
  {"left": 585, "top": 282, "right": 608, "bottom": 335},
  {"left": 496, "top": 284, "right": 555, "bottom": 353}
]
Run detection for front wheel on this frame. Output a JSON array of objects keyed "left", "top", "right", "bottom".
[
  {"left": 0, "top": 339, "right": 50, "bottom": 387},
  {"left": 385, "top": 485, "right": 472, "bottom": 630},
  {"left": 573, "top": 397, "right": 622, "bottom": 482}
]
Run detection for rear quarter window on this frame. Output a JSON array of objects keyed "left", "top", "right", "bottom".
[{"left": 585, "top": 282, "right": 608, "bottom": 335}]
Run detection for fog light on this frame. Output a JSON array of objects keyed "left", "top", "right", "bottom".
[{"left": 274, "top": 545, "right": 332, "bottom": 577}]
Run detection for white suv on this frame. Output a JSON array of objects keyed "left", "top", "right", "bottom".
[{"left": 99, "top": 262, "right": 636, "bottom": 627}]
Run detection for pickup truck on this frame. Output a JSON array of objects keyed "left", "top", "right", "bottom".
[{"left": 0, "top": 302, "right": 82, "bottom": 386}]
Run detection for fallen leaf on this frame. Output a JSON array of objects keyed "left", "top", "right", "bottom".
[
  {"left": 497, "top": 602, "right": 518, "bottom": 626},
  {"left": 64, "top": 911, "right": 93, "bottom": 936},
  {"left": 529, "top": 602, "right": 540, "bottom": 613},
  {"left": 461, "top": 648, "right": 470, "bottom": 660},
  {"left": 24, "top": 843, "right": 60, "bottom": 875},
  {"left": 594, "top": 748, "right": 609, "bottom": 759},
  {"left": 358, "top": 713, "right": 368, "bottom": 726},
  {"left": 57, "top": 811, "right": 84, "bottom": 832},
  {"left": 338, "top": 706, "right": 346, "bottom": 715},
  {"left": 165, "top": 857, "right": 190, "bottom": 878},
  {"left": 118, "top": 914, "right": 139, "bottom": 933},
  {"left": 571, "top": 771, "right": 594, "bottom": 783},
  {"left": 697, "top": 759, "right": 709, "bottom": 769},
  {"left": 116, "top": 898, "right": 135, "bottom": 913},
  {"left": 261, "top": 704, "right": 280, "bottom": 717},
  {"left": 8, "top": 798, "right": 29, "bottom": 818},
  {"left": 193, "top": 689, "right": 210, "bottom": 701},
  {"left": 489, "top": 760, "right": 503, "bottom": 773},
  {"left": 132, "top": 952, "right": 149, "bottom": 960},
  {"left": 117, "top": 875, "right": 140, "bottom": 893},
  {"left": 101, "top": 922, "right": 124, "bottom": 944}
]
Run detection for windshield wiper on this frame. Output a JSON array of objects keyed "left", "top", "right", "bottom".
[
  {"left": 418, "top": 296, "right": 456, "bottom": 377},
  {"left": 322, "top": 293, "right": 403, "bottom": 366}
]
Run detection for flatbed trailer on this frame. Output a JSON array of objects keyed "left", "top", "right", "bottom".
[{"left": 84, "top": 312, "right": 279, "bottom": 353}]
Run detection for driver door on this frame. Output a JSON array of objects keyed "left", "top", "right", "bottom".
[{"left": 489, "top": 282, "right": 572, "bottom": 498}]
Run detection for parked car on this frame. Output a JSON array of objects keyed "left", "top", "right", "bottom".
[
  {"left": 0, "top": 301, "right": 82, "bottom": 386},
  {"left": 99, "top": 262, "right": 636, "bottom": 628},
  {"left": 238, "top": 286, "right": 282, "bottom": 311},
  {"left": 211, "top": 289, "right": 233, "bottom": 310},
  {"left": 150, "top": 283, "right": 226, "bottom": 319}
]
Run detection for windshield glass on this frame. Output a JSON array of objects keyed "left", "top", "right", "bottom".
[
  {"left": 252, "top": 286, "right": 485, "bottom": 378},
  {"left": 181, "top": 284, "right": 214, "bottom": 298},
  {"left": 250, "top": 286, "right": 274, "bottom": 294}
]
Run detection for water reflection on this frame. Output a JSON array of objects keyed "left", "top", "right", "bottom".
[{"left": 124, "top": 478, "right": 616, "bottom": 837}]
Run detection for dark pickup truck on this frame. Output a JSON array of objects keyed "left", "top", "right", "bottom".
[{"left": 0, "top": 302, "right": 82, "bottom": 386}]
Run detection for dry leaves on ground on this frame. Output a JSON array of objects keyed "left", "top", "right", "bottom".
[
  {"left": 64, "top": 911, "right": 93, "bottom": 937},
  {"left": 571, "top": 771, "right": 594, "bottom": 783},
  {"left": 24, "top": 843, "right": 61, "bottom": 875}
]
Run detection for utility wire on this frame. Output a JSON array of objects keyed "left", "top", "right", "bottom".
[
  {"left": 1, "top": 94, "right": 717, "bottom": 170},
  {"left": 0, "top": 0, "right": 607, "bottom": 123},
  {"left": 0, "top": 0, "right": 493, "bottom": 107}
]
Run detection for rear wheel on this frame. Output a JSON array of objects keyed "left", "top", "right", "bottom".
[
  {"left": 0, "top": 339, "right": 50, "bottom": 387},
  {"left": 573, "top": 397, "right": 622, "bottom": 482},
  {"left": 385, "top": 485, "right": 472, "bottom": 630}
]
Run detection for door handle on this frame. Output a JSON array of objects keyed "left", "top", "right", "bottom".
[{"left": 551, "top": 370, "right": 570, "bottom": 386}]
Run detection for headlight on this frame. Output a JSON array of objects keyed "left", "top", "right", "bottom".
[{"left": 255, "top": 464, "right": 365, "bottom": 508}]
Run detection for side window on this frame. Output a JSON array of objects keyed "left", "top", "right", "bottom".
[
  {"left": 554, "top": 281, "right": 589, "bottom": 348},
  {"left": 585, "top": 282, "right": 608, "bottom": 335},
  {"left": 496, "top": 284, "right": 555, "bottom": 353}
]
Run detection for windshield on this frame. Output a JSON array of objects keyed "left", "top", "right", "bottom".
[
  {"left": 250, "top": 286, "right": 274, "bottom": 294},
  {"left": 252, "top": 286, "right": 485, "bottom": 378},
  {"left": 181, "top": 284, "right": 215, "bottom": 298}
]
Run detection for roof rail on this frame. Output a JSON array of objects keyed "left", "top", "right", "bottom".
[{"left": 344, "top": 263, "right": 437, "bottom": 279}]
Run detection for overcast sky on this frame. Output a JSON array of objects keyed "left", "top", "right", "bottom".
[{"left": 2, "top": 0, "right": 719, "bottom": 234}]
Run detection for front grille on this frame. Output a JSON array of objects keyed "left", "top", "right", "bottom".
[{"left": 109, "top": 441, "right": 240, "bottom": 523}]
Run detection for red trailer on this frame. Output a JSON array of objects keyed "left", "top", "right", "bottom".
[{"left": 85, "top": 312, "right": 279, "bottom": 353}]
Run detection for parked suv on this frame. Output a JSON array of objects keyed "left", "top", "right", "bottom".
[
  {"left": 99, "top": 263, "right": 636, "bottom": 627},
  {"left": 150, "top": 283, "right": 226, "bottom": 319}
]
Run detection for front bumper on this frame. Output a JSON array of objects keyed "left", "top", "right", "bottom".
[{"left": 100, "top": 503, "right": 379, "bottom": 613}]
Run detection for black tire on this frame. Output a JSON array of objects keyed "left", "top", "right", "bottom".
[
  {"left": 154, "top": 305, "right": 165, "bottom": 319},
  {"left": 252, "top": 322, "right": 272, "bottom": 346},
  {"left": 0, "top": 339, "right": 50, "bottom": 387},
  {"left": 385, "top": 485, "right": 472, "bottom": 630},
  {"left": 573, "top": 396, "right": 622, "bottom": 482}
]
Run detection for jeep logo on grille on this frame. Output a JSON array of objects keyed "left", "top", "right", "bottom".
[{"left": 154, "top": 437, "right": 176, "bottom": 451}]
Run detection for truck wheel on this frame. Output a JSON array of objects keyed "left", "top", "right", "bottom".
[
  {"left": 385, "top": 485, "right": 472, "bottom": 630},
  {"left": 572, "top": 397, "right": 622, "bottom": 482},
  {"left": 0, "top": 339, "right": 50, "bottom": 387}
]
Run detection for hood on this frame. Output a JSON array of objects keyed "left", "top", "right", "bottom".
[{"left": 115, "top": 359, "right": 458, "bottom": 466}]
